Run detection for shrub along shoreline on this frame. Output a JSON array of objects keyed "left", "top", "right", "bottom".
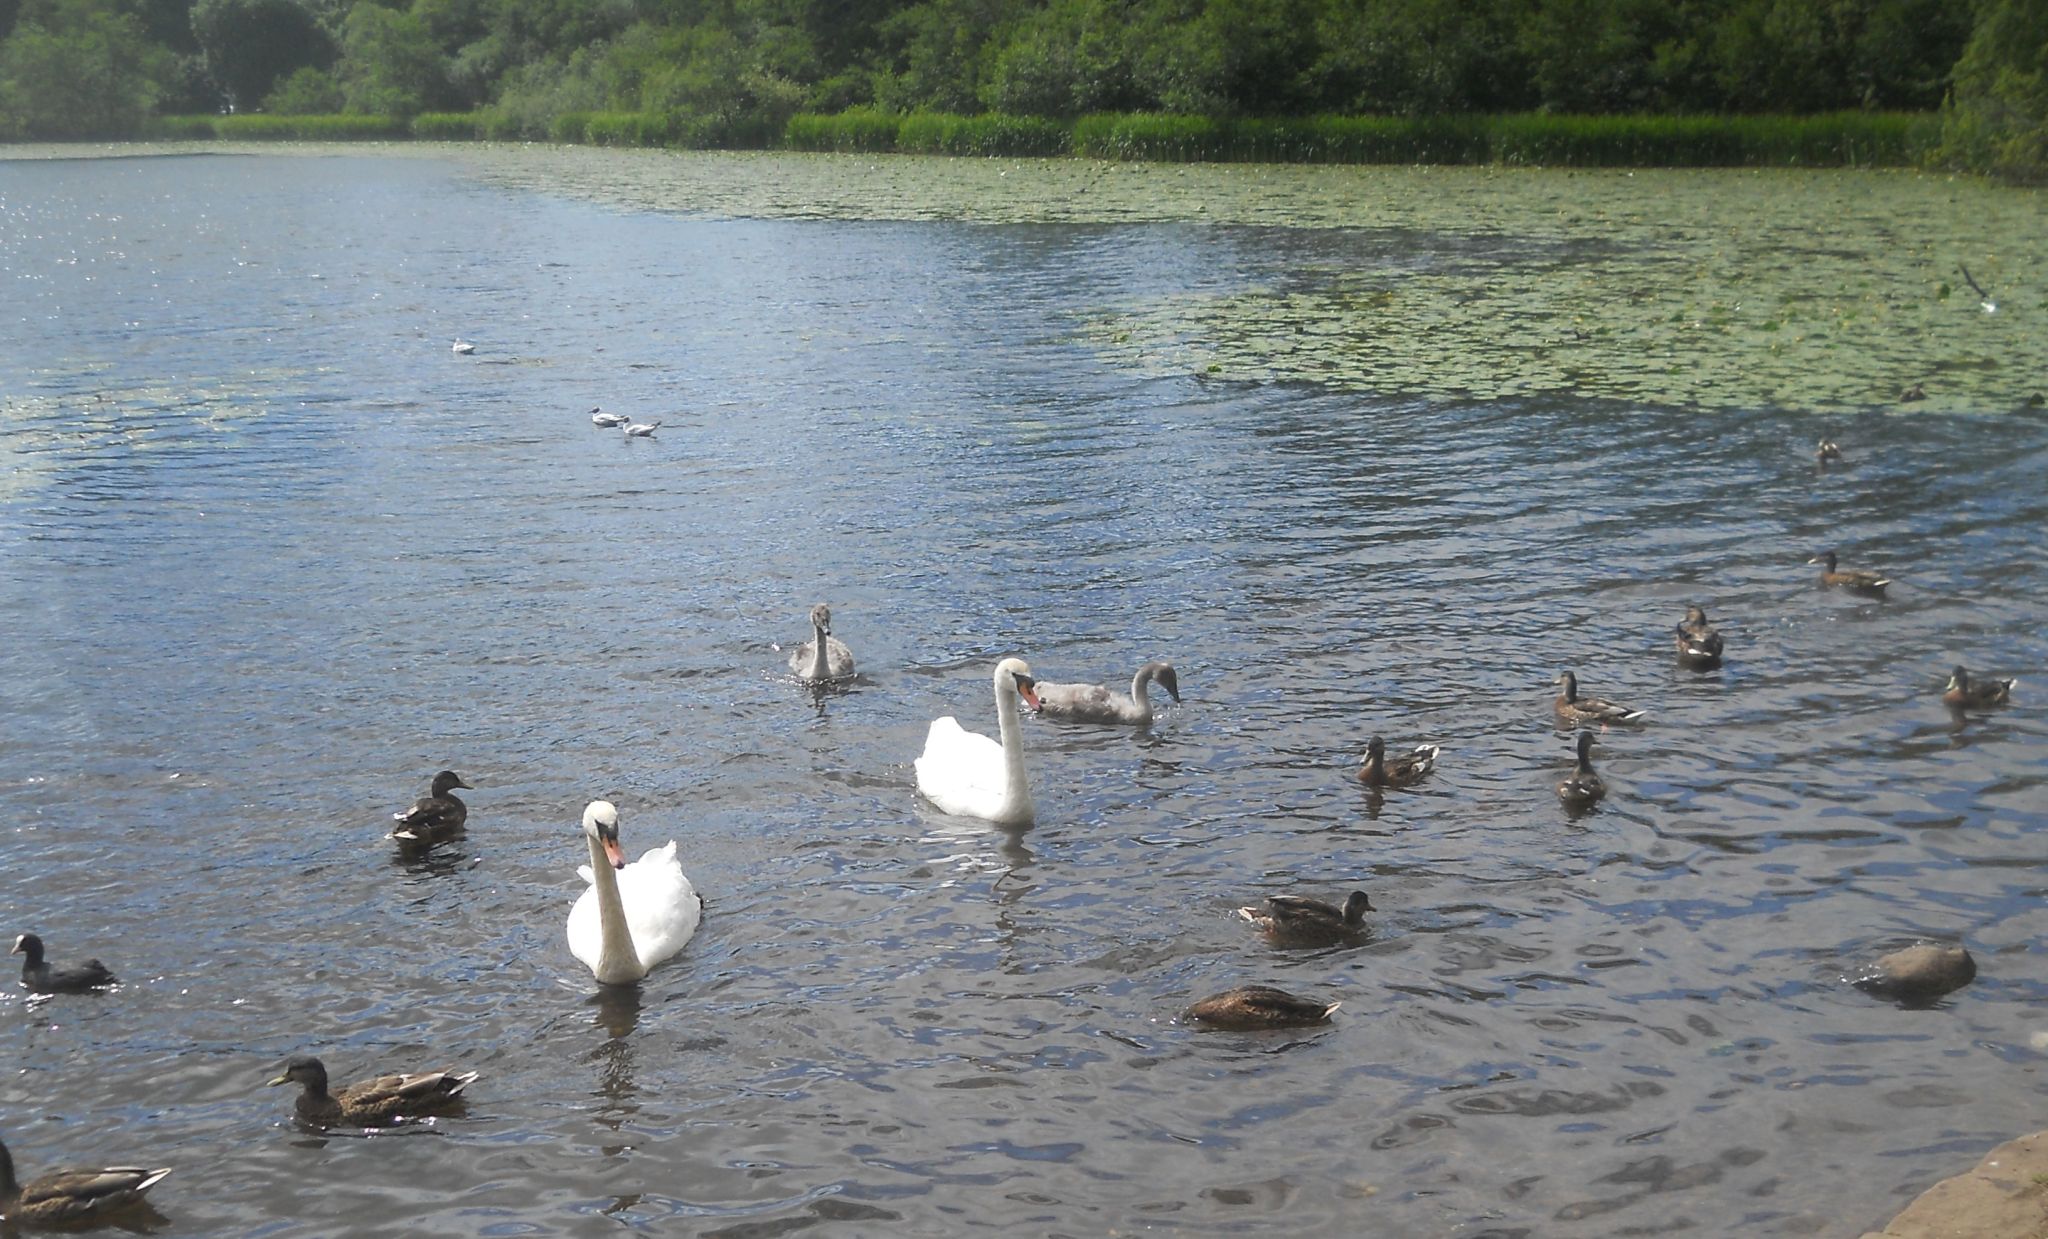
[{"left": 132, "top": 108, "right": 1940, "bottom": 168}]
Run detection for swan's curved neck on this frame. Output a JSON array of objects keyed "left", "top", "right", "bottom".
[
  {"left": 806, "top": 621, "right": 832, "bottom": 679},
  {"left": 993, "top": 678, "right": 1033, "bottom": 818},
  {"left": 1128, "top": 667, "right": 1156, "bottom": 716},
  {"left": 586, "top": 834, "right": 641, "bottom": 982}
]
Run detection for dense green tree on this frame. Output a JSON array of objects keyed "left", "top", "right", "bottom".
[
  {"left": 1941, "top": 0, "right": 2047, "bottom": 182},
  {"left": 870, "top": 0, "right": 1009, "bottom": 112},
  {"left": 982, "top": 0, "right": 1141, "bottom": 117},
  {"left": 1312, "top": 0, "right": 1530, "bottom": 114},
  {"left": 0, "top": 0, "right": 173, "bottom": 136},
  {"left": 338, "top": 0, "right": 447, "bottom": 111},
  {"left": 263, "top": 60, "right": 342, "bottom": 108},
  {"left": 190, "top": 0, "right": 330, "bottom": 108}
]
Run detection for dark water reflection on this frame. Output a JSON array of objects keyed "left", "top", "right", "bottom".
[{"left": 0, "top": 153, "right": 2044, "bottom": 1237}]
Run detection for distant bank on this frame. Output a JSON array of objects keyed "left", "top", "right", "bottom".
[{"left": 118, "top": 109, "right": 1938, "bottom": 169}]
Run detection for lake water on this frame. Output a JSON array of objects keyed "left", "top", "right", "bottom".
[{"left": 1, "top": 146, "right": 2044, "bottom": 1237}]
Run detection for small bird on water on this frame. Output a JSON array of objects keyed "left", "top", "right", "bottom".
[
  {"left": 451, "top": 339, "right": 476, "bottom": 355},
  {"left": 590, "top": 408, "right": 629, "bottom": 428},
  {"left": 623, "top": 419, "right": 661, "bottom": 438}
]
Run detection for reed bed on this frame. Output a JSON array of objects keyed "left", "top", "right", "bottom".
[{"left": 134, "top": 110, "right": 1937, "bottom": 168}]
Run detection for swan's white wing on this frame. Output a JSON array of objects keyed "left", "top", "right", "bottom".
[
  {"left": 566, "top": 886, "right": 604, "bottom": 974},
  {"left": 617, "top": 841, "right": 701, "bottom": 969},
  {"left": 914, "top": 716, "right": 1010, "bottom": 817}
]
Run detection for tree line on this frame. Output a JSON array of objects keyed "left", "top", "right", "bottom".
[{"left": 0, "top": 0, "right": 2041, "bottom": 180}]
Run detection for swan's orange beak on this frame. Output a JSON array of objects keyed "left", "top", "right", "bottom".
[
  {"left": 604, "top": 837, "right": 626, "bottom": 869},
  {"left": 1018, "top": 680, "right": 1041, "bottom": 713}
]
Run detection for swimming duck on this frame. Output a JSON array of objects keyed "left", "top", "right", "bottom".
[
  {"left": 268, "top": 1055, "right": 478, "bottom": 1127},
  {"left": 451, "top": 339, "right": 475, "bottom": 355},
  {"left": 1237, "top": 892, "right": 1373, "bottom": 948},
  {"left": 1184, "top": 985, "right": 1340, "bottom": 1030},
  {"left": 623, "top": 420, "right": 661, "bottom": 438},
  {"left": 590, "top": 408, "right": 629, "bottom": 428},
  {"left": 1674, "top": 604, "right": 1724, "bottom": 668},
  {"left": 788, "top": 603, "right": 855, "bottom": 681},
  {"left": 1557, "top": 731, "right": 1605, "bottom": 806},
  {"left": 11, "top": 933, "right": 115, "bottom": 993},
  {"left": 1033, "top": 661, "right": 1180, "bottom": 725},
  {"left": 1808, "top": 551, "right": 1889, "bottom": 597},
  {"left": 390, "top": 770, "right": 472, "bottom": 842},
  {"left": 1816, "top": 437, "right": 1844, "bottom": 461},
  {"left": 1943, "top": 666, "right": 2015, "bottom": 709},
  {"left": 1553, "top": 671, "right": 1645, "bottom": 725},
  {"left": 0, "top": 1132, "right": 170, "bottom": 1225},
  {"left": 1358, "top": 735, "right": 1439, "bottom": 787}
]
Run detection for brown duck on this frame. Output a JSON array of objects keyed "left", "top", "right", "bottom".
[
  {"left": 1238, "top": 891, "right": 1373, "bottom": 947},
  {"left": 1184, "top": 985, "right": 1340, "bottom": 1030},
  {"left": 1358, "top": 736, "right": 1440, "bottom": 787},
  {"left": 1674, "top": 605, "right": 1724, "bottom": 668},
  {"left": 1943, "top": 666, "right": 2015, "bottom": 709},
  {"left": 269, "top": 1055, "right": 478, "bottom": 1126},
  {"left": 390, "top": 770, "right": 473, "bottom": 841},
  {"left": 1557, "top": 731, "right": 1605, "bottom": 807},
  {"left": 1808, "top": 551, "right": 1889, "bottom": 597},
  {"left": 0, "top": 1131, "right": 169, "bottom": 1225},
  {"left": 1816, "top": 437, "right": 1844, "bottom": 462},
  {"left": 1553, "top": 671, "right": 1645, "bottom": 725}
]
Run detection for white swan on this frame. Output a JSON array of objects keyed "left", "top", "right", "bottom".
[
  {"left": 914, "top": 657, "right": 1041, "bottom": 825},
  {"left": 1034, "top": 660, "right": 1180, "bottom": 725},
  {"left": 451, "top": 339, "right": 476, "bottom": 355},
  {"left": 623, "top": 420, "right": 660, "bottom": 438},
  {"left": 789, "top": 603, "right": 855, "bottom": 681},
  {"left": 566, "top": 800, "right": 702, "bottom": 985}
]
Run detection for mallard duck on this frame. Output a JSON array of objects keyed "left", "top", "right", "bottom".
[
  {"left": 1553, "top": 671, "right": 1645, "bottom": 725},
  {"left": 788, "top": 603, "right": 855, "bottom": 681},
  {"left": 390, "top": 770, "right": 472, "bottom": 841},
  {"left": 0, "top": 1132, "right": 170, "bottom": 1225},
  {"left": 1816, "top": 437, "right": 1844, "bottom": 461},
  {"left": 1557, "top": 731, "right": 1605, "bottom": 806},
  {"left": 1674, "top": 604, "right": 1724, "bottom": 667},
  {"left": 1034, "top": 661, "right": 1180, "bottom": 725},
  {"left": 1808, "top": 551, "right": 1889, "bottom": 597},
  {"left": 590, "top": 408, "right": 628, "bottom": 428},
  {"left": 1358, "top": 735, "right": 1439, "bottom": 787},
  {"left": 268, "top": 1056, "right": 477, "bottom": 1127},
  {"left": 1184, "top": 985, "right": 1340, "bottom": 1030},
  {"left": 1237, "top": 892, "right": 1373, "bottom": 947},
  {"left": 11, "top": 933, "right": 115, "bottom": 993},
  {"left": 1943, "top": 666, "right": 2015, "bottom": 709}
]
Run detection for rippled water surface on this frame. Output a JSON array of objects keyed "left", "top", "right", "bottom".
[{"left": 2, "top": 149, "right": 2045, "bottom": 1237}]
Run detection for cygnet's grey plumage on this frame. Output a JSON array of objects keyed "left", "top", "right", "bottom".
[
  {"left": 789, "top": 604, "right": 855, "bottom": 681},
  {"left": 1034, "top": 661, "right": 1180, "bottom": 725}
]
